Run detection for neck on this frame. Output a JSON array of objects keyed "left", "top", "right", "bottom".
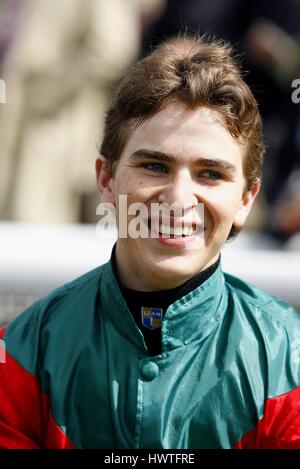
[{"left": 115, "top": 241, "right": 220, "bottom": 291}]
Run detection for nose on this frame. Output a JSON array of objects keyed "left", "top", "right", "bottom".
[{"left": 157, "top": 168, "right": 198, "bottom": 212}]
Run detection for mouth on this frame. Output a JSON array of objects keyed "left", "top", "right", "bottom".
[{"left": 147, "top": 219, "right": 200, "bottom": 238}]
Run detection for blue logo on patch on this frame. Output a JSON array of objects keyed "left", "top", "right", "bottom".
[{"left": 141, "top": 307, "right": 163, "bottom": 330}]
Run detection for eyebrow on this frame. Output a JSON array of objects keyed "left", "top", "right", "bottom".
[{"left": 129, "top": 149, "right": 237, "bottom": 174}]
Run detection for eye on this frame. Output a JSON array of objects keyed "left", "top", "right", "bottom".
[
  {"left": 142, "top": 162, "right": 168, "bottom": 173},
  {"left": 199, "top": 170, "right": 224, "bottom": 180}
]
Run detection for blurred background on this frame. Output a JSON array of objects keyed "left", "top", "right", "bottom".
[{"left": 0, "top": 0, "right": 299, "bottom": 325}]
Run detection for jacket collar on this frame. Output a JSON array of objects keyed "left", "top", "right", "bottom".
[{"left": 100, "top": 258, "right": 227, "bottom": 354}]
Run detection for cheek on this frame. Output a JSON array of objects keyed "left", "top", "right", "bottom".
[
  {"left": 115, "top": 172, "right": 153, "bottom": 206},
  {"left": 113, "top": 174, "right": 151, "bottom": 220},
  {"left": 223, "top": 197, "right": 241, "bottom": 216},
  {"left": 204, "top": 188, "right": 242, "bottom": 223}
]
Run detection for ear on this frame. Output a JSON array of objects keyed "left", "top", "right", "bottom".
[
  {"left": 95, "top": 156, "right": 115, "bottom": 204},
  {"left": 233, "top": 181, "right": 261, "bottom": 228}
]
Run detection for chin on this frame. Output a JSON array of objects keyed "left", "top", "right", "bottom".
[{"left": 151, "top": 256, "right": 206, "bottom": 283}]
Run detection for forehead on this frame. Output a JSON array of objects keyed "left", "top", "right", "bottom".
[{"left": 121, "top": 102, "right": 244, "bottom": 166}]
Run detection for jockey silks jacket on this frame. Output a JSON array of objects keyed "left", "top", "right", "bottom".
[{"left": 0, "top": 260, "right": 300, "bottom": 449}]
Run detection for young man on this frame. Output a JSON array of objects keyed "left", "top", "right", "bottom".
[{"left": 0, "top": 36, "right": 300, "bottom": 449}]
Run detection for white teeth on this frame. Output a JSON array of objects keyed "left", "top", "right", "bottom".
[
  {"left": 152, "top": 222, "right": 160, "bottom": 234},
  {"left": 160, "top": 224, "right": 171, "bottom": 235},
  {"left": 182, "top": 226, "right": 194, "bottom": 236},
  {"left": 152, "top": 223, "right": 195, "bottom": 236}
]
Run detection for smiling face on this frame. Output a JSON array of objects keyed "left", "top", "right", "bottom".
[{"left": 97, "top": 102, "right": 260, "bottom": 291}]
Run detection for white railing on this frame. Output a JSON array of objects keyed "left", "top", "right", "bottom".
[{"left": 0, "top": 222, "right": 299, "bottom": 324}]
